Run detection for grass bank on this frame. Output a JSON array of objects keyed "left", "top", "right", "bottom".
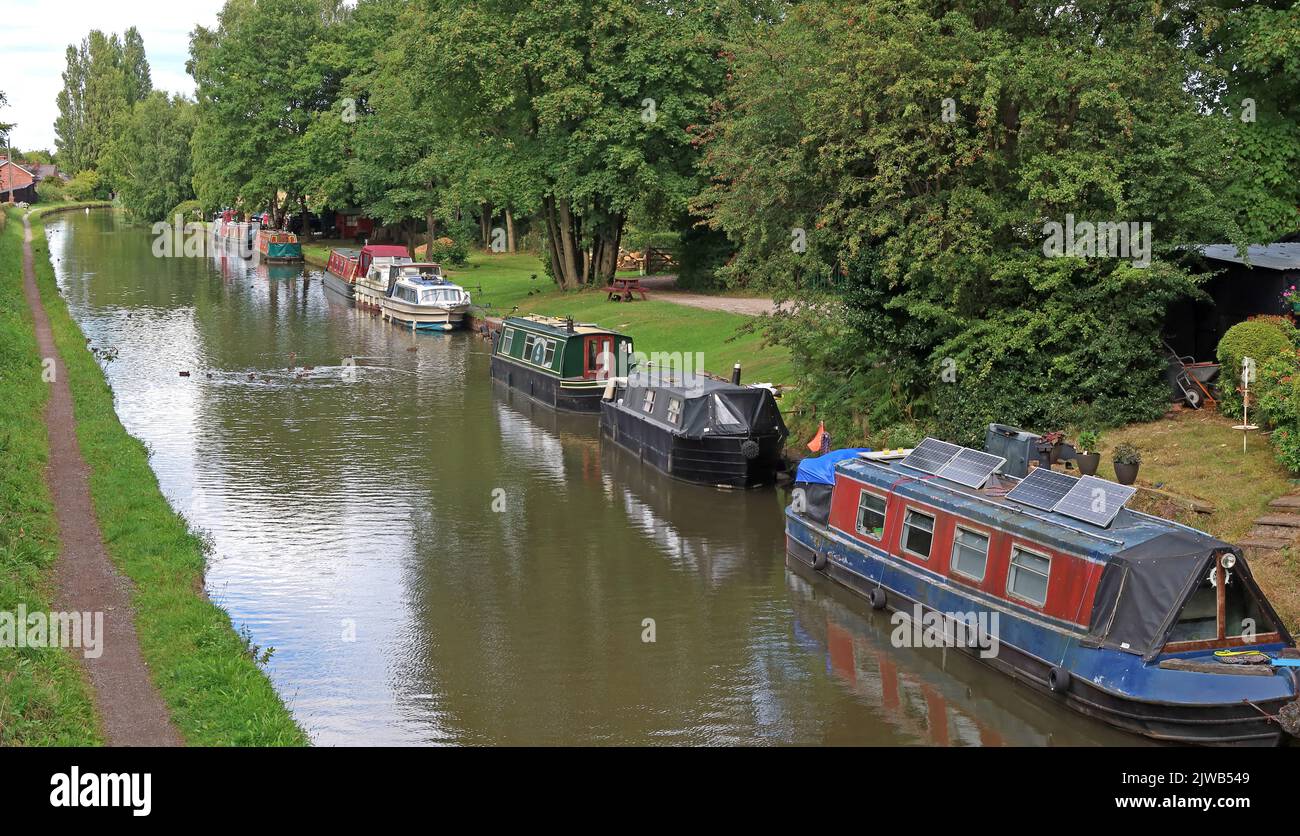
[
  {"left": 1100, "top": 410, "right": 1300, "bottom": 636},
  {"left": 18, "top": 204, "right": 307, "bottom": 745},
  {"left": 303, "top": 241, "right": 794, "bottom": 386},
  {"left": 0, "top": 205, "right": 102, "bottom": 745}
]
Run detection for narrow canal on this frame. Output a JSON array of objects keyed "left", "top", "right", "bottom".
[{"left": 46, "top": 209, "right": 1137, "bottom": 745}]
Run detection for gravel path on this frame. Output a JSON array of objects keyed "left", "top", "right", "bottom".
[
  {"left": 21, "top": 215, "right": 182, "bottom": 747},
  {"left": 634, "top": 275, "right": 787, "bottom": 316}
]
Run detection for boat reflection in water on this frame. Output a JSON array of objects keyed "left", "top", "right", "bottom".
[
  {"left": 493, "top": 381, "right": 601, "bottom": 488},
  {"left": 785, "top": 560, "right": 1144, "bottom": 746},
  {"left": 599, "top": 438, "right": 784, "bottom": 587}
]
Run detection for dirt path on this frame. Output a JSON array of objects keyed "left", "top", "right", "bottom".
[
  {"left": 635, "top": 275, "right": 788, "bottom": 316},
  {"left": 20, "top": 216, "right": 182, "bottom": 747}
]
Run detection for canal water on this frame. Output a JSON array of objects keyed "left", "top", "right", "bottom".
[{"left": 45, "top": 209, "right": 1137, "bottom": 745}]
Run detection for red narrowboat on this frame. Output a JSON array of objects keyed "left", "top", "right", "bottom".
[{"left": 786, "top": 440, "right": 1300, "bottom": 745}]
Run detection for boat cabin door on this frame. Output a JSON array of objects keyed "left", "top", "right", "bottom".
[{"left": 584, "top": 336, "right": 614, "bottom": 379}]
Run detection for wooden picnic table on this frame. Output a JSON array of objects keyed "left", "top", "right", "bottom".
[{"left": 607, "top": 277, "right": 648, "bottom": 301}]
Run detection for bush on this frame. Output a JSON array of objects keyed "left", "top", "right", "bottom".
[
  {"left": 1246, "top": 314, "right": 1300, "bottom": 347},
  {"left": 37, "top": 181, "right": 67, "bottom": 203},
  {"left": 64, "top": 169, "right": 110, "bottom": 201},
  {"left": 427, "top": 236, "right": 468, "bottom": 266},
  {"left": 1216, "top": 320, "right": 1297, "bottom": 415},
  {"left": 167, "top": 200, "right": 204, "bottom": 223}
]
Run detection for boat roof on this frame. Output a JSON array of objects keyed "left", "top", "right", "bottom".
[
  {"left": 503, "top": 314, "right": 626, "bottom": 338},
  {"left": 623, "top": 370, "right": 756, "bottom": 399},
  {"left": 331, "top": 247, "right": 360, "bottom": 258},
  {"left": 361, "top": 244, "right": 410, "bottom": 257},
  {"left": 835, "top": 454, "right": 1218, "bottom": 563}
]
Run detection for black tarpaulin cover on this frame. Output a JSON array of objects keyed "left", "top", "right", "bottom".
[
  {"left": 1083, "top": 530, "right": 1290, "bottom": 661},
  {"left": 617, "top": 374, "right": 787, "bottom": 441}
]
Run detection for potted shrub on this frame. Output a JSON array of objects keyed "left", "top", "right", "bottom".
[
  {"left": 1112, "top": 442, "right": 1141, "bottom": 485},
  {"left": 1075, "top": 430, "right": 1101, "bottom": 476}
]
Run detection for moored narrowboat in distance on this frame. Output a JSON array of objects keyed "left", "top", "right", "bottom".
[
  {"left": 379, "top": 264, "right": 470, "bottom": 332},
  {"left": 786, "top": 438, "right": 1300, "bottom": 745},
  {"left": 256, "top": 228, "right": 302, "bottom": 263},
  {"left": 489, "top": 315, "right": 633, "bottom": 412},
  {"left": 354, "top": 244, "right": 414, "bottom": 310},
  {"left": 600, "top": 369, "right": 787, "bottom": 488},
  {"left": 323, "top": 247, "right": 362, "bottom": 299}
]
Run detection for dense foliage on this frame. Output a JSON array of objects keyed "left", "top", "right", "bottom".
[
  {"left": 101, "top": 93, "right": 197, "bottom": 221},
  {"left": 54, "top": 28, "right": 153, "bottom": 176},
  {"left": 696, "top": 0, "right": 1272, "bottom": 443},
  {"left": 1217, "top": 319, "right": 1298, "bottom": 416},
  {"left": 132, "top": 0, "right": 1300, "bottom": 441}
]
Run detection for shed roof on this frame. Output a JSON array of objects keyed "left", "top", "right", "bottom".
[{"left": 1198, "top": 243, "right": 1300, "bottom": 271}]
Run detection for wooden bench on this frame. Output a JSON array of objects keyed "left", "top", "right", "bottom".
[{"left": 607, "top": 278, "right": 648, "bottom": 301}]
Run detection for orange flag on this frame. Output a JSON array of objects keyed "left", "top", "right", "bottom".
[{"left": 807, "top": 421, "right": 828, "bottom": 453}]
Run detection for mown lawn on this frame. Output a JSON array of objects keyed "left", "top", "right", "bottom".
[
  {"left": 23, "top": 205, "right": 308, "bottom": 745},
  {"left": 0, "top": 206, "right": 102, "bottom": 745},
  {"left": 1098, "top": 409, "right": 1300, "bottom": 635}
]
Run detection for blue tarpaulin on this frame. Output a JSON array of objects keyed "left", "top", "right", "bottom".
[{"left": 794, "top": 449, "right": 871, "bottom": 485}]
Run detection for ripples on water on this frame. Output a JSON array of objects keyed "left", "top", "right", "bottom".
[{"left": 44, "top": 211, "right": 1135, "bottom": 746}]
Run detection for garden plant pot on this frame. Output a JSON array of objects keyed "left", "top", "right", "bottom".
[
  {"left": 1291, "top": 299, "right": 1300, "bottom": 313},
  {"left": 1076, "top": 452, "right": 1101, "bottom": 476},
  {"left": 1113, "top": 462, "right": 1139, "bottom": 485}
]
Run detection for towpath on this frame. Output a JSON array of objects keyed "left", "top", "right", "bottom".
[{"left": 20, "top": 215, "right": 182, "bottom": 746}]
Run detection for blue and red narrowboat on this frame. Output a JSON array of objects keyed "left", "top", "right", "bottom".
[{"left": 785, "top": 440, "right": 1300, "bottom": 745}]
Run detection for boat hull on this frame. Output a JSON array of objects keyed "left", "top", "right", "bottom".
[
  {"left": 489, "top": 355, "right": 606, "bottom": 412},
  {"left": 600, "top": 399, "right": 785, "bottom": 488},
  {"left": 380, "top": 299, "right": 468, "bottom": 332},
  {"left": 321, "top": 269, "right": 355, "bottom": 300},
  {"left": 784, "top": 509, "right": 1298, "bottom": 746}
]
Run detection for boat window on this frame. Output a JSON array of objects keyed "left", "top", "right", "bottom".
[
  {"left": 712, "top": 394, "right": 743, "bottom": 427},
  {"left": 951, "top": 527, "right": 990, "bottom": 582},
  {"left": 1170, "top": 561, "right": 1278, "bottom": 643},
  {"left": 1007, "top": 546, "right": 1051, "bottom": 606},
  {"left": 642, "top": 390, "right": 656, "bottom": 413},
  {"left": 543, "top": 340, "right": 556, "bottom": 366},
  {"left": 501, "top": 328, "right": 514, "bottom": 354},
  {"left": 1168, "top": 575, "right": 1218, "bottom": 642},
  {"left": 666, "top": 398, "right": 682, "bottom": 424},
  {"left": 855, "top": 492, "right": 886, "bottom": 539},
  {"left": 901, "top": 509, "right": 934, "bottom": 559},
  {"left": 1224, "top": 568, "right": 1276, "bottom": 638}
]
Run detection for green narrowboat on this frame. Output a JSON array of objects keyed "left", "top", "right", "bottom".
[{"left": 490, "top": 315, "right": 634, "bottom": 412}]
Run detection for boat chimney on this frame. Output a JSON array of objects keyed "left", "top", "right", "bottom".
[
  {"left": 731, "top": 363, "right": 742, "bottom": 385},
  {"left": 566, "top": 316, "right": 575, "bottom": 334}
]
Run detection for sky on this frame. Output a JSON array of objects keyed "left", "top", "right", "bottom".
[{"left": 0, "top": 0, "right": 227, "bottom": 152}]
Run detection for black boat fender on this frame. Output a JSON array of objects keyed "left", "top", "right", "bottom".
[
  {"left": 869, "top": 587, "right": 887, "bottom": 610},
  {"left": 1048, "top": 666, "right": 1071, "bottom": 694},
  {"left": 740, "top": 439, "right": 760, "bottom": 460},
  {"left": 811, "top": 551, "right": 828, "bottom": 570}
]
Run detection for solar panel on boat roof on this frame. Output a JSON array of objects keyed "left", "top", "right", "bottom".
[
  {"left": 1053, "top": 475, "right": 1136, "bottom": 528},
  {"left": 935, "top": 448, "right": 1005, "bottom": 488},
  {"left": 1005, "top": 468, "right": 1078, "bottom": 511},
  {"left": 899, "top": 437, "right": 962, "bottom": 475}
]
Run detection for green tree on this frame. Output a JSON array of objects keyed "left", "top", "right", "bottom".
[
  {"left": 102, "top": 93, "right": 196, "bottom": 222},
  {"left": 1196, "top": 2, "right": 1300, "bottom": 242},
  {"left": 416, "top": 0, "right": 724, "bottom": 288},
  {"left": 698, "top": 0, "right": 1242, "bottom": 443},
  {"left": 54, "top": 29, "right": 152, "bottom": 175},
  {"left": 189, "top": 0, "right": 348, "bottom": 224}
]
